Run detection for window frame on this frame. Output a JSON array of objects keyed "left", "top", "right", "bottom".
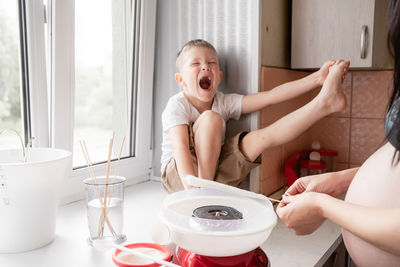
[
  {"left": 18, "top": 0, "right": 49, "bottom": 147},
  {"left": 24, "top": 0, "right": 156, "bottom": 202}
]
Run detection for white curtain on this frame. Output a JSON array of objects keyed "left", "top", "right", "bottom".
[{"left": 152, "top": 0, "right": 260, "bottom": 181}]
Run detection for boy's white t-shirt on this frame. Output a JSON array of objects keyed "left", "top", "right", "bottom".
[{"left": 161, "top": 91, "right": 243, "bottom": 173}]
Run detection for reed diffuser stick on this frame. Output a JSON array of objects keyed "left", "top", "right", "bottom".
[
  {"left": 267, "top": 197, "right": 281, "bottom": 203},
  {"left": 98, "top": 134, "right": 114, "bottom": 237},
  {"left": 80, "top": 140, "right": 116, "bottom": 237},
  {"left": 80, "top": 141, "right": 97, "bottom": 184},
  {"left": 113, "top": 136, "right": 125, "bottom": 181},
  {"left": 107, "top": 136, "right": 126, "bottom": 205}
]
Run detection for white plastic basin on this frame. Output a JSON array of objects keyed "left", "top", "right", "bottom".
[{"left": 0, "top": 148, "right": 71, "bottom": 253}]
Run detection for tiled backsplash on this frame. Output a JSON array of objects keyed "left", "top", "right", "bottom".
[{"left": 260, "top": 67, "right": 393, "bottom": 196}]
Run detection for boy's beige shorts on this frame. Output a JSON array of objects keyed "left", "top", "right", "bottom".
[{"left": 161, "top": 125, "right": 261, "bottom": 193}]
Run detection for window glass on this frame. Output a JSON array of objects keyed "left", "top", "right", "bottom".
[
  {"left": 74, "top": 0, "right": 132, "bottom": 167},
  {"left": 0, "top": 1, "right": 24, "bottom": 148}
]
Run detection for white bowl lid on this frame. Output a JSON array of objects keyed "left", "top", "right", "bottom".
[{"left": 160, "top": 188, "right": 277, "bottom": 236}]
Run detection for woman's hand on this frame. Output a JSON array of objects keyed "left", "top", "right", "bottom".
[
  {"left": 286, "top": 172, "right": 342, "bottom": 197},
  {"left": 276, "top": 192, "right": 327, "bottom": 235},
  {"left": 285, "top": 168, "right": 358, "bottom": 197}
]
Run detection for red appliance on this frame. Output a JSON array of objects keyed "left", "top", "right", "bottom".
[{"left": 173, "top": 246, "right": 270, "bottom": 267}]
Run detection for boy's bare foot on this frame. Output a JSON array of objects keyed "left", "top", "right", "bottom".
[
  {"left": 316, "top": 60, "right": 350, "bottom": 114},
  {"left": 315, "top": 60, "right": 336, "bottom": 86}
]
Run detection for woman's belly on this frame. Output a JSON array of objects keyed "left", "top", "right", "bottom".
[{"left": 343, "top": 142, "right": 400, "bottom": 267}]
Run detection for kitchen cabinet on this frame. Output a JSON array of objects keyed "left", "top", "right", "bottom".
[
  {"left": 322, "top": 241, "right": 347, "bottom": 267},
  {"left": 291, "top": 0, "right": 392, "bottom": 69},
  {"left": 261, "top": 0, "right": 291, "bottom": 68}
]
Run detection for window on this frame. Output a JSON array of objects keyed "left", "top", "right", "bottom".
[
  {"left": 73, "top": 0, "right": 133, "bottom": 167},
  {"left": 0, "top": 1, "right": 27, "bottom": 147},
  {"left": 0, "top": 0, "right": 48, "bottom": 148},
  {"left": 51, "top": 0, "right": 156, "bottom": 200},
  {"left": 0, "top": 0, "right": 156, "bottom": 201}
]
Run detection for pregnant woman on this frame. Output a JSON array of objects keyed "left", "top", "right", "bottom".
[{"left": 276, "top": 1, "right": 400, "bottom": 266}]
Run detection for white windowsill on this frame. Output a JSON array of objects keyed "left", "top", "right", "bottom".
[{"left": 0, "top": 180, "right": 341, "bottom": 267}]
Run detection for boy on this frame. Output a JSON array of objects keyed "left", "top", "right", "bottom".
[{"left": 161, "top": 39, "right": 349, "bottom": 193}]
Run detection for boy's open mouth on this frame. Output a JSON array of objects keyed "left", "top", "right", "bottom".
[{"left": 199, "top": 76, "right": 212, "bottom": 90}]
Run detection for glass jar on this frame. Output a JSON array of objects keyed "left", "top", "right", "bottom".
[
  {"left": 300, "top": 160, "right": 327, "bottom": 177},
  {"left": 314, "top": 149, "right": 338, "bottom": 172}
]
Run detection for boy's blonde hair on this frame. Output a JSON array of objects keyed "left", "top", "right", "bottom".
[{"left": 176, "top": 39, "right": 217, "bottom": 71}]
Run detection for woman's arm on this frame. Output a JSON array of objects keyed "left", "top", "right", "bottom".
[
  {"left": 321, "top": 195, "right": 400, "bottom": 256},
  {"left": 277, "top": 193, "right": 400, "bottom": 256},
  {"left": 242, "top": 61, "right": 335, "bottom": 114},
  {"left": 169, "top": 124, "right": 196, "bottom": 188}
]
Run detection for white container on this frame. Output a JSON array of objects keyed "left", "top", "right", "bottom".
[
  {"left": 0, "top": 148, "right": 71, "bottom": 253},
  {"left": 160, "top": 188, "right": 277, "bottom": 257}
]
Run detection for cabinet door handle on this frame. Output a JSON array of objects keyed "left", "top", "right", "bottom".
[{"left": 360, "top": 25, "right": 368, "bottom": 59}]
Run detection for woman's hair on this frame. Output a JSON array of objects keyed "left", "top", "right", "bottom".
[
  {"left": 387, "top": 0, "right": 400, "bottom": 163},
  {"left": 176, "top": 39, "right": 217, "bottom": 71}
]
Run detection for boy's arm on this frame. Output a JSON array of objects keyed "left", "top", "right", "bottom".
[
  {"left": 241, "top": 60, "right": 334, "bottom": 114},
  {"left": 169, "top": 124, "right": 196, "bottom": 188}
]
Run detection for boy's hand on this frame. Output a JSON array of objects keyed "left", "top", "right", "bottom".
[{"left": 317, "top": 60, "right": 336, "bottom": 86}]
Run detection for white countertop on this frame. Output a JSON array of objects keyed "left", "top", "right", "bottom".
[{"left": 0, "top": 180, "right": 342, "bottom": 267}]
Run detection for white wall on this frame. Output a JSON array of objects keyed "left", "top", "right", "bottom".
[{"left": 152, "top": 0, "right": 260, "bottom": 178}]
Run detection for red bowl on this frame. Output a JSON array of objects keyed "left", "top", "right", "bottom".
[{"left": 112, "top": 243, "right": 171, "bottom": 267}]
